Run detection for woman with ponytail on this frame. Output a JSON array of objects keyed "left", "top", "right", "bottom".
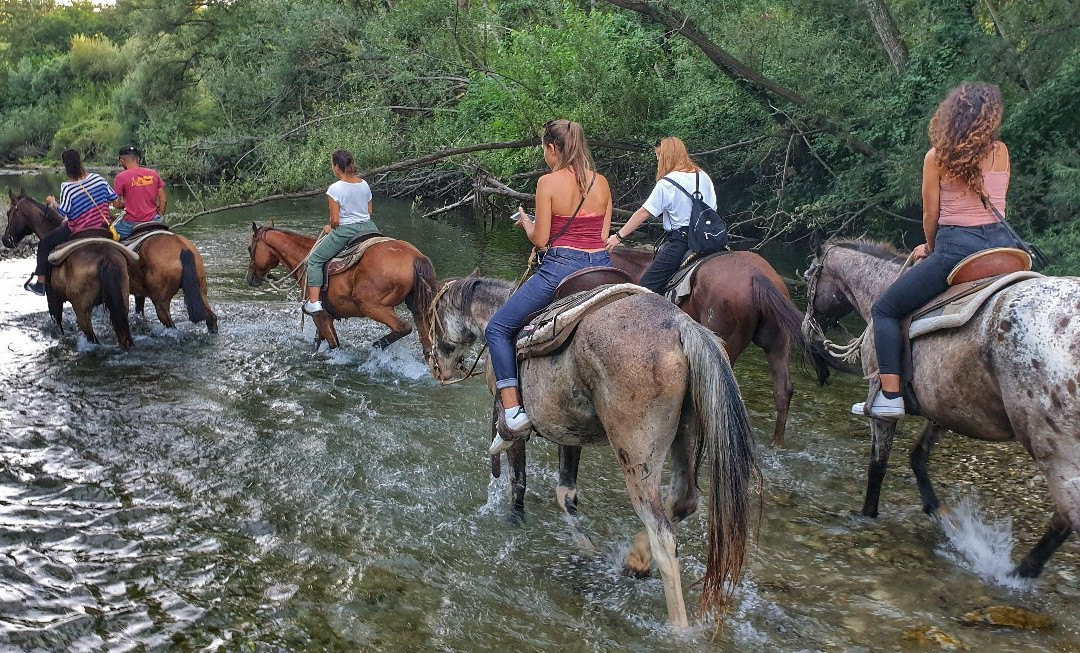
[
  {"left": 304, "top": 149, "right": 378, "bottom": 315},
  {"left": 852, "top": 82, "right": 1019, "bottom": 419},
  {"left": 486, "top": 119, "right": 614, "bottom": 455}
]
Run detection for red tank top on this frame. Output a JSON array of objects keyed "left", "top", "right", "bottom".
[{"left": 549, "top": 212, "right": 606, "bottom": 249}]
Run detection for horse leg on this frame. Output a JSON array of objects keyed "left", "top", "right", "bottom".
[
  {"left": 764, "top": 338, "right": 794, "bottom": 447},
  {"left": 151, "top": 295, "right": 175, "bottom": 329},
  {"left": 362, "top": 304, "right": 411, "bottom": 349},
  {"left": 556, "top": 445, "right": 594, "bottom": 552},
  {"left": 1015, "top": 512, "right": 1073, "bottom": 578},
  {"left": 625, "top": 474, "right": 688, "bottom": 628},
  {"left": 47, "top": 292, "right": 64, "bottom": 332},
  {"left": 862, "top": 418, "right": 898, "bottom": 517},
  {"left": 72, "top": 302, "right": 99, "bottom": 345},
  {"left": 507, "top": 438, "right": 527, "bottom": 526},
  {"left": 134, "top": 296, "right": 146, "bottom": 318},
  {"left": 909, "top": 422, "right": 946, "bottom": 516}
]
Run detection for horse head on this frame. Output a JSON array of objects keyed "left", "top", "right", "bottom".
[
  {"left": 426, "top": 278, "right": 481, "bottom": 382},
  {"left": 801, "top": 243, "right": 857, "bottom": 342},
  {"left": 246, "top": 221, "right": 281, "bottom": 286},
  {"left": 3, "top": 189, "right": 36, "bottom": 248}
]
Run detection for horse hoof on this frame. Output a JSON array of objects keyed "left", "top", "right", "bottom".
[
  {"left": 624, "top": 552, "right": 651, "bottom": 578},
  {"left": 507, "top": 510, "right": 525, "bottom": 527}
]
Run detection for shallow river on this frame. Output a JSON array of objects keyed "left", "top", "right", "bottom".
[{"left": 1, "top": 172, "right": 1078, "bottom": 651}]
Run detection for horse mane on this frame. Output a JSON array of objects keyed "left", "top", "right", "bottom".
[
  {"left": 441, "top": 275, "right": 513, "bottom": 312},
  {"left": 827, "top": 237, "right": 908, "bottom": 264}
]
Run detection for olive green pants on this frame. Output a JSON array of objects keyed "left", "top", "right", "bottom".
[{"left": 306, "top": 220, "right": 379, "bottom": 288}]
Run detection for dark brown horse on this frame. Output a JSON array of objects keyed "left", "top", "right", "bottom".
[
  {"left": 609, "top": 246, "right": 830, "bottom": 446},
  {"left": 246, "top": 223, "right": 437, "bottom": 352},
  {"left": 4, "top": 191, "right": 132, "bottom": 347},
  {"left": 4, "top": 189, "right": 217, "bottom": 333}
]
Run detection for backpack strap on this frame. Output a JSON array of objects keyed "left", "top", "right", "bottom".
[{"left": 661, "top": 176, "right": 694, "bottom": 200}]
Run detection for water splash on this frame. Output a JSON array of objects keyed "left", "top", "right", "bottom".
[
  {"left": 358, "top": 339, "right": 430, "bottom": 380},
  {"left": 935, "top": 493, "right": 1032, "bottom": 591}
]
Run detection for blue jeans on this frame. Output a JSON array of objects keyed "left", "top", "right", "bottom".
[
  {"left": 114, "top": 214, "right": 164, "bottom": 239},
  {"left": 487, "top": 248, "right": 612, "bottom": 390},
  {"left": 871, "top": 222, "right": 1017, "bottom": 375},
  {"left": 640, "top": 228, "right": 688, "bottom": 292}
]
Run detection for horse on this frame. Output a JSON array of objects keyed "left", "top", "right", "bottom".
[
  {"left": 609, "top": 246, "right": 832, "bottom": 446},
  {"left": 802, "top": 237, "right": 1080, "bottom": 578},
  {"left": 4, "top": 189, "right": 217, "bottom": 333},
  {"left": 3, "top": 190, "right": 133, "bottom": 348},
  {"left": 246, "top": 222, "right": 437, "bottom": 353},
  {"left": 427, "top": 274, "right": 758, "bottom": 626}
]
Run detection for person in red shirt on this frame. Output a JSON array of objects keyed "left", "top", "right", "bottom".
[{"left": 113, "top": 146, "right": 167, "bottom": 239}]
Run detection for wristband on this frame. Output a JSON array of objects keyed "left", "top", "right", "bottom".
[{"left": 614, "top": 231, "right": 625, "bottom": 241}]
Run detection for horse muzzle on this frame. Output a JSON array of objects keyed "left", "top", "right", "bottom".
[
  {"left": 246, "top": 272, "right": 264, "bottom": 287},
  {"left": 1, "top": 235, "right": 15, "bottom": 249}
]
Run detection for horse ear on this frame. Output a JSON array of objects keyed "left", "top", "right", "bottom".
[
  {"left": 267, "top": 219, "right": 275, "bottom": 228},
  {"left": 251, "top": 221, "right": 258, "bottom": 233},
  {"left": 810, "top": 230, "right": 823, "bottom": 256},
  {"left": 469, "top": 267, "right": 480, "bottom": 278},
  {"left": 7, "top": 188, "right": 14, "bottom": 201}
]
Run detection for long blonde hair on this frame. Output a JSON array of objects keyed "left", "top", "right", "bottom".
[
  {"left": 542, "top": 119, "right": 595, "bottom": 193},
  {"left": 655, "top": 137, "right": 699, "bottom": 180}
]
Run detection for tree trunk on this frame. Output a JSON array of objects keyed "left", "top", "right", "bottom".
[
  {"left": 603, "top": 0, "right": 878, "bottom": 160},
  {"left": 863, "top": 0, "right": 908, "bottom": 75}
]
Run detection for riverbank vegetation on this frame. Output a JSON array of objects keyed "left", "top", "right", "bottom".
[{"left": 1, "top": 0, "right": 1078, "bottom": 269}]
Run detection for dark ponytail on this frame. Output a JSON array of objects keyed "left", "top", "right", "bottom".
[
  {"left": 332, "top": 149, "right": 358, "bottom": 175},
  {"left": 62, "top": 149, "right": 86, "bottom": 180},
  {"left": 541, "top": 119, "right": 594, "bottom": 193}
]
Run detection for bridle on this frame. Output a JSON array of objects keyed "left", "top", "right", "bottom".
[
  {"left": 3, "top": 196, "right": 28, "bottom": 248},
  {"left": 425, "top": 279, "right": 487, "bottom": 385},
  {"left": 248, "top": 227, "right": 323, "bottom": 293}
]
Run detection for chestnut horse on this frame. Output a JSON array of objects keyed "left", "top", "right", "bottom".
[
  {"left": 609, "top": 246, "right": 830, "bottom": 446},
  {"left": 3, "top": 189, "right": 217, "bottom": 333},
  {"left": 3, "top": 191, "right": 132, "bottom": 347},
  {"left": 246, "top": 222, "right": 436, "bottom": 352}
]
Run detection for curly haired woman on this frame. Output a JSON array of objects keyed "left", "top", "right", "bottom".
[{"left": 853, "top": 82, "right": 1019, "bottom": 419}]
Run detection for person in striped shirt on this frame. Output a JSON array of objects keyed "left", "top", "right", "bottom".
[{"left": 26, "top": 149, "right": 118, "bottom": 296}]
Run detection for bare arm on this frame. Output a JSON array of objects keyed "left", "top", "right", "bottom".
[
  {"left": 606, "top": 207, "right": 652, "bottom": 250},
  {"left": 525, "top": 175, "right": 553, "bottom": 246},
  {"left": 157, "top": 187, "right": 168, "bottom": 216},
  {"left": 920, "top": 148, "right": 940, "bottom": 255},
  {"left": 599, "top": 176, "right": 613, "bottom": 241},
  {"left": 326, "top": 196, "right": 341, "bottom": 233}
]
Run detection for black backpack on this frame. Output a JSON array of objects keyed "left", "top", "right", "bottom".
[{"left": 662, "top": 172, "right": 728, "bottom": 254}]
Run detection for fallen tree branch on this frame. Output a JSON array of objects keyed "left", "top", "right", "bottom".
[{"left": 422, "top": 193, "right": 476, "bottom": 219}]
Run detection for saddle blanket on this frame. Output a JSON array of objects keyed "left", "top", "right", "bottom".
[
  {"left": 663, "top": 251, "right": 727, "bottom": 303},
  {"left": 123, "top": 227, "right": 174, "bottom": 253},
  {"left": 909, "top": 270, "right": 1042, "bottom": 339},
  {"left": 516, "top": 283, "right": 651, "bottom": 360},
  {"left": 325, "top": 236, "right": 396, "bottom": 277},
  {"left": 49, "top": 237, "right": 140, "bottom": 265}
]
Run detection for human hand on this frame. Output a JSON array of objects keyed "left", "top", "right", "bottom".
[
  {"left": 45, "top": 195, "right": 56, "bottom": 206},
  {"left": 605, "top": 234, "right": 621, "bottom": 251},
  {"left": 913, "top": 243, "right": 931, "bottom": 260},
  {"left": 322, "top": 224, "right": 333, "bottom": 234}
]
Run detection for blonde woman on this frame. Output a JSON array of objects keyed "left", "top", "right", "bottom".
[
  {"left": 606, "top": 136, "right": 717, "bottom": 292},
  {"left": 487, "top": 119, "right": 613, "bottom": 455}
]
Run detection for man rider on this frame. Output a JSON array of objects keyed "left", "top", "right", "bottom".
[{"left": 113, "top": 146, "right": 166, "bottom": 239}]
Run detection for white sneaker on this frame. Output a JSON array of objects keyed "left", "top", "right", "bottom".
[
  {"left": 490, "top": 407, "right": 532, "bottom": 456},
  {"left": 302, "top": 300, "right": 324, "bottom": 315},
  {"left": 851, "top": 394, "right": 906, "bottom": 419}
]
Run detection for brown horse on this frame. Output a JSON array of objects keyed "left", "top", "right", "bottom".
[
  {"left": 3, "top": 191, "right": 132, "bottom": 347},
  {"left": 246, "top": 222, "right": 437, "bottom": 352},
  {"left": 609, "top": 246, "right": 830, "bottom": 446},
  {"left": 4, "top": 189, "right": 217, "bottom": 333}
]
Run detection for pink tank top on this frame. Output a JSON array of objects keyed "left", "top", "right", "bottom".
[
  {"left": 549, "top": 212, "right": 606, "bottom": 249},
  {"left": 939, "top": 150, "right": 1009, "bottom": 227}
]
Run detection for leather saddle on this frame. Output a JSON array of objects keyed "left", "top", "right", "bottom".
[
  {"left": 49, "top": 231, "right": 140, "bottom": 265},
  {"left": 122, "top": 222, "right": 173, "bottom": 251},
  {"left": 553, "top": 266, "right": 634, "bottom": 301},
  {"left": 322, "top": 232, "right": 395, "bottom": 287},
  {"left": 517, "top": 281, "right": 650, "bottom": 360},
  {"left": 661, "top": 250, "right": 728, "bottom": 302}
]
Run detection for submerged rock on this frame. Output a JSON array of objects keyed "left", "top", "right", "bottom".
[
  {"left": 960, "top": 605, "right": 1054, "bottom": 630},
  {"left": 901, "top": 625, "right": 968, "bottom": 650}
]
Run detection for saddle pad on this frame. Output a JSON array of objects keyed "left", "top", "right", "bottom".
[
  {"left": 123, "top": 229, "right": 174, "bottom": 253},
  {"left": 909, "top": 270, "right": 1041, "bottom": 339},
  {"left": 516, "top": 283, "right": 651, "bottom": 360},
  {"left": 326, "top": 236, "right": 396, "bottom": 277},
  {"left": 663, "top": 251, "right": 728, "bottom": 303},
  {"left": 49, "top": 237, "right": 140, "bottom": 265}
]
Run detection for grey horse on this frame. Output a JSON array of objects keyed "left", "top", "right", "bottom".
[
  {"left": 803, "top": 238, "right": 1080, "bottom": 578},
  {"left": 427, "top": 275, "right": 758, "bottom": 627}
]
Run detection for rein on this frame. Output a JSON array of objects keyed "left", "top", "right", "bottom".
[
  {"left": 425, "top": 280, "right": 487, "bottom": 385},
  {"left": 254, "top": 229, "right": 327, "bottom": 295},
  {"left": 803, "top": 245, "right": 916, "bottom": 364}
]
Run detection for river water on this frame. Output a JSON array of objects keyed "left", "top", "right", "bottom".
[{"left": 1, "top": 171, "right": 1077, "bottom": 651}]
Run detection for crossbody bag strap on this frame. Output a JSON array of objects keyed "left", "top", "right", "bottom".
[{"left": 546, "top": 172, "right": 597, "bottom": 248}]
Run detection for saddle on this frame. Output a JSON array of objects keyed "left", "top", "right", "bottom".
[
  {"left": 122, "top": 223, "right": 173, "bottom": 252},
  {"left": 553, "top": 266, "right": 635, "bottom": 301},
  {"left": 48, "top": 231, "right": 139, "bottom": 265},
  {"left": 516, "top": 282, "right": 651, "bottom": 360},
  {"left": 322, "top": 232, "right": 395, "bottom": 288},
  {"left": 662, "top": 251, "right": 729, "bottom": 303}
]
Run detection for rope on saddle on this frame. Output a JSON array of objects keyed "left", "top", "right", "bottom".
[{"left": 805, "top": 248, "right": 916, "bottom": 364}]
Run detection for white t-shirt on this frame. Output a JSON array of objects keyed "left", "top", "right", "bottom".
[
  {"left": 642, "top": 170, "right": 717, "bottom": 231},
  {"left": 327, "top": 179, "right": 373, "bottom": 225}
]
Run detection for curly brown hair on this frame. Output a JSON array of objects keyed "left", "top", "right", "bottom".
[{"left": 929, "top": 83, "right": 1004, "bottom": 199}]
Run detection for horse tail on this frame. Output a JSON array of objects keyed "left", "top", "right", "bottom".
[
  {"left": 99, "top": 254, "right": 133, "bottom": 349},
  {"left": 179, "top": 248, "right": 210, "bottom": 324},
  {"left": 751, "top": 273, "right": 832, "bottom": 386},
  {"left": 677, "top": 314, "right": 757, "bottom": 618},
  {"left": 405, "top": 254, "right": 437, "bottom": 348}
]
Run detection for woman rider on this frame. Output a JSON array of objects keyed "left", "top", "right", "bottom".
[
  {"left": 26, "top": 149, "right": 117, "bottom": 296},
  {"left": 487, "top": 119, "right": 614, "bottom": 455},
  {"left": 303, "top": 149, "right": 378, "bottom": 315},
  {"left": 853, "top": 82, "right": 1018, "bottom": 418},
  {"left": 605, "top": 137, "right": 718, "bottom": 290}
]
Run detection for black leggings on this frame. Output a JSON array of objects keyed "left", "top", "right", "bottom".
[
  {"left": 35, "top": 223, "right": 71, "bottom": 277},
  {"left": 871, "top": 223, "right": 1018, "bottom": 375},
  {"left": 640, "top": 230, "right": 689, "bottom": 293}
]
